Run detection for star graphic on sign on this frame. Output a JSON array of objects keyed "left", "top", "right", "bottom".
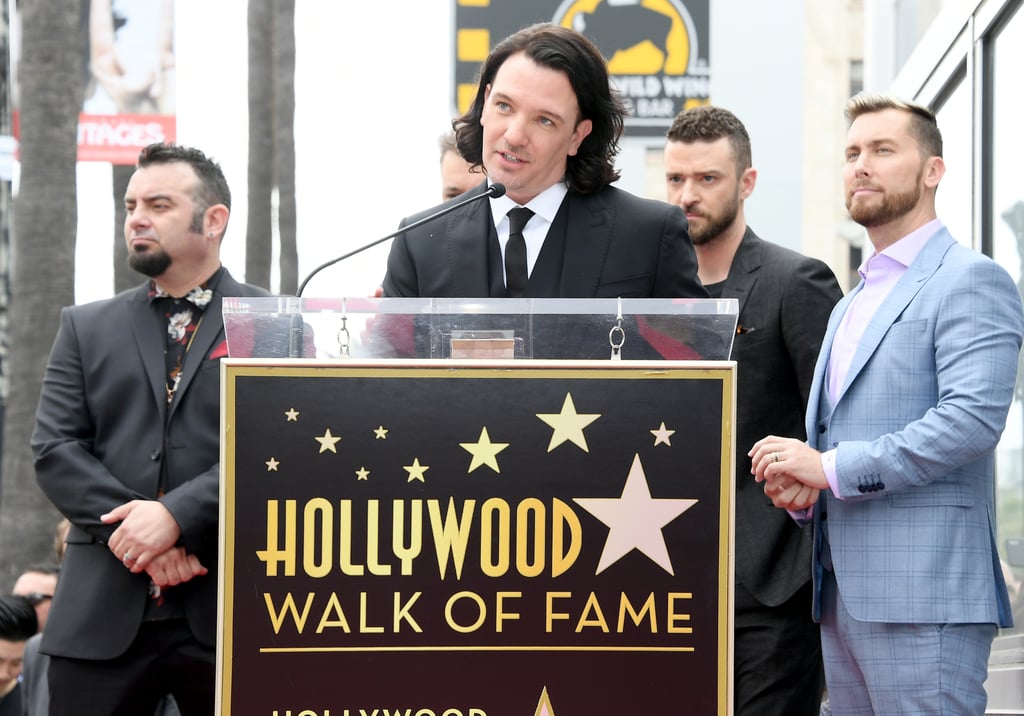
[
  {"left": 314, "top": 428, "right": 341, "bottom": 454},
  {"left": 574, "top": 453, "right": 697, "bottom": 575},
  {"left": 284, "top": 408, "right": 299, "bottom": 421},
  {"left": 265, "top": 457, "right": 280, "bottom": 471},
  {"left": 460, "top": 426, "right": 509, "bottom": 474},
  {"left": 374, "top": 425, "right": 388, "bottom": 439},
  {"left": 534, "top": 687, "right": 555, "bottom": 716},
  {"left": 403, "top": 457, "right": 429, "bottom": 483},
  {"left": 536, "top": 392, "right": 600, "bottom": 452},
  {"left": 355, "top": 466, "right": 370, "bottom": 481},
  {"left": 650, "top": 421, "right": 675, "bottom": 446}
]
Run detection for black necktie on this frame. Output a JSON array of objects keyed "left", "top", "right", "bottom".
[{"left": 505, "top": 207, "right": 534, "bottom": 297}]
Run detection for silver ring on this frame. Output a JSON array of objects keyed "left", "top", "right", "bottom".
[
  {"left": 771, "top": 451, "right": 780, "bottom": 463},
  {"left": 123, "top": 552, "right": 133, "bottom": 563}
]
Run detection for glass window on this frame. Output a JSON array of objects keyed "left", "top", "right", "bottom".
[
  {"left": 991, "top": 3, "right": 1024, "bottom": 635},
  {"left": 933, "top": 80, "right": 972, "bottom": 248}
]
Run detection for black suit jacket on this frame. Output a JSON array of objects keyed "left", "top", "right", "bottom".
[
  {"left": 725, "top": 229, "right": 843, "bottom": 606},
  {"left": 381, "top": 182, "right": 706, "bottom": 299},
  {"left": 32, "top": 270, "right": 270, "bottom": 659}
]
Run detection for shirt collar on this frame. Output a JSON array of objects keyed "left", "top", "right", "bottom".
[
  {"left": 489, "top": 181, "right": 568, "bottom": 227},
  {"left": 148, "top": 266, "right": 225, "bottom": 307},
  {"left": 858, "top": 219, "right": 943, "bottom": 278}
]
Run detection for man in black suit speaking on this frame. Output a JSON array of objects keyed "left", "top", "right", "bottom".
[
  {"left": 381, "top": 22, "right": 706, "bottom": 301},
  {"left": 31, "top": 143, "right": 269, "bottom": 715}
]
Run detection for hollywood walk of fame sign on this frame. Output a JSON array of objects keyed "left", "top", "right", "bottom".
[{"left": 218, "top": 360, "right": 735, "bottom": 715}]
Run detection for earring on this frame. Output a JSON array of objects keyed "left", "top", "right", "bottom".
[{"left": 208, "top": 233, "right": 214, "bottom": 238}]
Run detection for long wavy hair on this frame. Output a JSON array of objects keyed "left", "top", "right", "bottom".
[{"left": 454, "top": 23, "right": 627, "bottom": 195}]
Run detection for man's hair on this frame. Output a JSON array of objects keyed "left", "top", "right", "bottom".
[
  {"left": 16, "top": 564, "right": 58, "bottom": 579},
  {"left": 0, "top": 595, "right": 38, "bottom": 641},
  {"left": 845, "top": 92, "right": 943, "bottom": 159},
  {"left": 453, "top": 23, "right": 628, "bottom": 194},
  {"left": 666, "top": 105, "right": 752, "bottom": 175},
  {"left": 137, "top": 142, "right": 231, "bottom": 234},
  {"left": 438, "top": 130, "right": 459, "bottom": 163}
]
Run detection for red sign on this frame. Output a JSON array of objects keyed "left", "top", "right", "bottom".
[{"left": 76, "top": 113, "right": 176, "bottom": 164}]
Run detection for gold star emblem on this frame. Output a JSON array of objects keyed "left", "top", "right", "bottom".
[
  {"left": 265, "top": 457, "right": 280, "bottom": 471},
  {"left": 374, "top": 425, "right": 388, "bottom": 439},
  {"left": 537, "top": 392, "right": 600, "bottom": 452},
  {"left": 285, "top": 408, "right": 299, "bottom": 421},
  {"left": 460, "top": 426, "right": 509, "bottom": 474},
  {"left": 650, "top": 421, "right": 675, "bottom": 446},
  {"left": 355, "top": 466, "right": 370, "bottom": 481},
  {"left": 314, "top": 428, "right": 341, "bottom": 454},
  {"left": 403, "top": 457, "right": 429, "bottom": 483}
]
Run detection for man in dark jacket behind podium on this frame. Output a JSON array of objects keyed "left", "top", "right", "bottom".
[{"left": 382, "top": 22, "right": 706, "bottom": 303}]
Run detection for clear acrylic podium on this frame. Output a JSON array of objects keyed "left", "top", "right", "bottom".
[{"left": 221, "top": 296, "right": 738, "bottom": 361}]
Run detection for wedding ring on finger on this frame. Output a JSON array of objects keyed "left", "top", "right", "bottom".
[
  {"left": 771, "top": 451, "right": 780, "bottom": 464},
  {"left": 123, "top": 552, "right": 134, "bottom": 564}
]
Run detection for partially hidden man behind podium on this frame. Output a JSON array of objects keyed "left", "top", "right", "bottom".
[{"left": 380, "top": 23, "right": 706, "bottom": 303}]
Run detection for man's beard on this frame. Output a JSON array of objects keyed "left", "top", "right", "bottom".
[
  {"left": 847, "top": 169, "right": 923, "bottom": 228},
  {"left": 128, "top": 248, "right": 172, "bottom": 277},
  {"left": 687, "top": 194, "right": 740, "bottom": 246}
]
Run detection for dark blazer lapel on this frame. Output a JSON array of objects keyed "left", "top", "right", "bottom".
[
  {"left": 559, "top": 192, "right": 612, "bottom": 297},
  {"left": 445, "top": 193, "right": 496, "bottom": 296},
  {"left": 127, "top": 283, "right": 169, "bottom": 409},
  {"left": 837, "top": 229, "right": 955, "bottom": 404},
  {"left": 721, "top": 228, "right": 761, "bottom": 317}
]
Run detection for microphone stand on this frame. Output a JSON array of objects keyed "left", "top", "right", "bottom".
[{"left": 287, "top": 183, "right": 506, "bottom": 357}]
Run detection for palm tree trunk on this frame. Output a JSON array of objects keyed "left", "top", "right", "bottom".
[
  {"left": 246, "top": 0, "right": 273, "bottom": 290},
  {"left": 246, "top": 0, "right": 296, "bottom": 294},
  {"left": 112, "top": 164, "right": 134, "bottom": 293},
  {"left": 273, "top": 0, "right": 297, "bottom": 294},
  {"left": 0, "top": 0, "right": 84, "bottom": 583}
]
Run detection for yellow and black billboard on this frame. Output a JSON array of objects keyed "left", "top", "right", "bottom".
[{"left": 454, "top": 0, "right": 710, "bottom": 137}]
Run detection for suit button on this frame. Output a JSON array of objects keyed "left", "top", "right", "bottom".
[
  {"left": 150, "top": 449, "right": 161, "bottom": 461},
  {"left": 818, "top": 425, "right": 827, "bottom": 434}
]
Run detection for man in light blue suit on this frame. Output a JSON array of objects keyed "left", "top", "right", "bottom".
[{"left": 750, "top": 93, "right": 1024, "bottom": 714}]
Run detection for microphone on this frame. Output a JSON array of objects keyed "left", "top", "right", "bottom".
[
  {"left": 287, "top": 182, "right": 506, "bottom": 357},
  {"left": 295, "top": 182, "right": 506, "bottom": 297}
]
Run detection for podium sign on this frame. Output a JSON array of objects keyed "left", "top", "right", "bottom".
[{"left": 219, "top": 360, "right": 735, "bottom": 715}]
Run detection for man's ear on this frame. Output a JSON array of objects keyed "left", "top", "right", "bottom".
[
  {"left": 739, "top": 167, "right": 757, "bottom": 201},
  {"left": 569, "top": 119, "right": 593, "bottom": 156},
  {"left": 923, "top": 156, "right": 945, "bottom": 190},
  {"left": 204, "top": 204, "right": 229, "bottom": 240}
]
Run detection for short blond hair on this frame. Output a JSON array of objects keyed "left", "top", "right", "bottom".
[{"left": 845, "top": 92, "right": 942, "bottom": 158}]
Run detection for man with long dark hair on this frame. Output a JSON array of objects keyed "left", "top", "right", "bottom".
[{"left": 382, "top": 23, "right": 705, "bottom": 301}]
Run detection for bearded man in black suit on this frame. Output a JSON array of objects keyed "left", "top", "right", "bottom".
[
  {"left": 665, "top": 106, "right": 843, "bottom": 715},
  {"left": 32, "top": 142, "right": 270, "bottom": 715}
]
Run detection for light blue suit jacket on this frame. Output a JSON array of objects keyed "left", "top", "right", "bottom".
[{"left": 805, "top": 227, "right": 1024, "bottom": 626}]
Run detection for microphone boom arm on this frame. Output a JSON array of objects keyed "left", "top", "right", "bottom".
[{"left": 296, "top": 182, "right": 506, "bottom": 297}]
